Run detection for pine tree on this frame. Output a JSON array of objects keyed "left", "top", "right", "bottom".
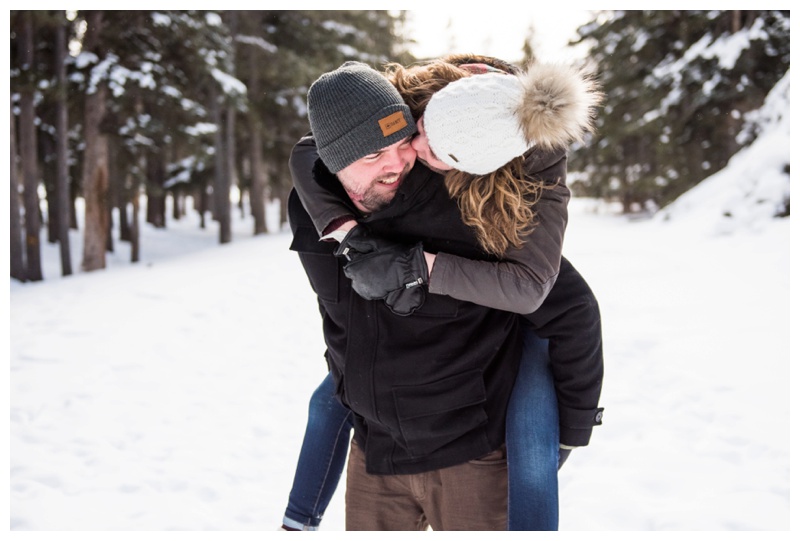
[
  {"left": 571, "top": 10, "right": 789, "bottom": 212},
  {"left": 68, "top": 11, "right": 244, "bottom": 250}
]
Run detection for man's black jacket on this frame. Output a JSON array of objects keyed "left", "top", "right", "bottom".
[{"left": 290, "top": 162, "right": 524, "bottom": 475}]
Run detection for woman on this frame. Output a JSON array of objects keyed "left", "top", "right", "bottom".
[{"left": 282, "top": 55, "right": 604, "bottom": 531}]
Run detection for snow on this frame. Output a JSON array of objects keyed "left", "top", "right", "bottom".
[
  {"left": 211, "top": 67, "right": 247, "bottom": 97},
  {"left": 8, "top": 86, "right": 792, "bottom": 534}
]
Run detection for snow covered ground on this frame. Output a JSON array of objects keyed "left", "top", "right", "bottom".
[{"left": 9, "top": 80, "right": 792, "bottom": 533}]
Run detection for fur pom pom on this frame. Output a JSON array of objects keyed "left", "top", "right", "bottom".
[{"left": 516, "top": 62, "right": 604, "bottom": 151}]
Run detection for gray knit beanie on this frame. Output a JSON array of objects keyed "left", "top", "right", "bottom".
[{"left": 307, "top": 61, "right": 416, "bottom": 173}]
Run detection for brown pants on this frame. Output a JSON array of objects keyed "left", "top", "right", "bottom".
[{"left": 345, "top": 439, "right": 508, "bottom": 531}]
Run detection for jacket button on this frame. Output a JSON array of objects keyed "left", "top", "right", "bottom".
[{"left": 595, "top": 411, "right": 603, "bottom": 423}]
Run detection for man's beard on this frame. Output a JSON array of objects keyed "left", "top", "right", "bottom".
[
  {"left": 340, "top": 164, "right": 411, "bottom": 214},
  {"left": 358, "top": 190, "right": 393, "bottom": 213}
]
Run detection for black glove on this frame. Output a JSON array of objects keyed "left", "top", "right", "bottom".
[
  {"left": 383, "top": 285, "right": 427, "bottom": 317},
  {"left": 334, "top": 225, "right": 428, "bottom": 316},
  {"left": 558, "top": 448, "right": 572, "bottom": 470}
]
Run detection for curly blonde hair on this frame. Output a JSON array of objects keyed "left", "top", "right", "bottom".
[
  {"left": 384, "top": 56, "right": 546, "bottom": 257},
  {"left": 444, "top": 158, "right": 544, "bottom": 256}
]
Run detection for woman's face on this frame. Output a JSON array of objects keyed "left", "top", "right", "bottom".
[{"left": 411, "top": 117, "right": 453, "bottom": 174}]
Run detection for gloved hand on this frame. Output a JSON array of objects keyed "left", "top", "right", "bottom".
[
  {"left": 383, "top": 285, "right": 427, "bottom": 317},
  {"left": 334, "top": 225, "right": 428, "bottom": 316}
]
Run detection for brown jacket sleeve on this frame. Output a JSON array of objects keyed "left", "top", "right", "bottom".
[{"left": 428, "top": 148, "right": 569, "bottom": 314}]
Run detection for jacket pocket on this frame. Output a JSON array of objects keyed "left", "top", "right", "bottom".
[
  {"left": 290, "top": 226, "right": 340, "bottom": 303},
  {"left": 393, "top": 369, "right": 487, "bottom": 458}
]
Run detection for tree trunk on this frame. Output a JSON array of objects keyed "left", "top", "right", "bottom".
[
  {"left": 212, "top": 89, "right": 231, "bottom": 243},
  {"left": 212, "top": 90, "right": 222, "bottom": 223},
  {"left": 119, "top": 182, "right": 131, "bottom": 242},
  {"left": 80, "top": 11, "right": 109, "bottom": 272},
  {"left": 248, "top": 120, "right": 268, "bottom": 235},
  {"left": 10, "top": 98, "right": 26, "bottom": 281},
  {"left": 81, "top": 82, "right": 110, "bottom": 272},
  {"left": 106, "top": 141, "right": 119, "bottom": 253},
  {"left": 731, "top": 10, "right": 741, "bottom": 33},
  {"left": 198, "top": 184, "right": 208, "bottom": 229},
  {"left": 130, "top": 187, "right": 140, "bottom": 263},
  {"left": 172, "top": 190, "right": 182, "bottom": 220},
  {"left": 220, "top": 104, "right": 234, "bottom": 243},
  {"left": 222, "top": 10, "right": 238, "bottom": 238},
  {"left": 56, "top": 18, "right": 72, "bottom": 276},
  {"left": 69, "top": 180, "right": 78, "bottom": 229},
  {"left": 246, "top": 40, "right": 268, "bottom": 235},
  {"left": 43, "top": 137, "right": 58, "bottom": 244},
  {"left": 238, "top": 185, "right": 246, "bottom": 219},
  {"left": 145, "top": 152, "right": 166, "bottom": 228},
  {"left": 19, "top": 12, "right": 43, "bottom": 281},
  {"left": 276, "top": 183, "right": 289, "bottom": 228}
]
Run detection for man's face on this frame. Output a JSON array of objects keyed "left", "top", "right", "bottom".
[
  {"left": 411, "top": 117, "right": 454, "bottom": 174},
  {"left": 337, "top": 136, "right": 416, "bottom": 213}
]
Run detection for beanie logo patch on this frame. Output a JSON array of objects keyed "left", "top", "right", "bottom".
[{"left": 379, "top": 111, "right": 408, "bottom": 137}]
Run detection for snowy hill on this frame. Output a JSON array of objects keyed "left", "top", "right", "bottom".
[{"left": 656, "top": 71, "right": 790, "bottom": 236}]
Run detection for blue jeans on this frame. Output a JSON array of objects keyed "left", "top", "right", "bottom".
[
  {"left": 282, "top": 374, "right": 353, "bottom": 530},
  {"left": 282, "top": 326, "right": 558, "bottom": 530},
  {"left": 507, "top": 328, "right": 560, "bottom": 530}
]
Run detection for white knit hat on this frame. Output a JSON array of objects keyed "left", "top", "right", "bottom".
[
  {"left": 424, "top": 73, "right": 527, "bottom": 175},
  {"left": 423, "top": 63, "right": 603, "bottom": 175}
]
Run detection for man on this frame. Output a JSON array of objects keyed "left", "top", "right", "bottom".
[{"left": 288, "top": 61, "right": 524, "bottom": 530}]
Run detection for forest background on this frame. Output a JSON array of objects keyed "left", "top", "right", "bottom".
[{"left": 8, "top": 10, "right": 790, "bottom": 283}]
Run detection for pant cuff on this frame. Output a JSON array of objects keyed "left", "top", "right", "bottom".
[{"left": 283, "top": 516, "right": 319, "bottom": 531}]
